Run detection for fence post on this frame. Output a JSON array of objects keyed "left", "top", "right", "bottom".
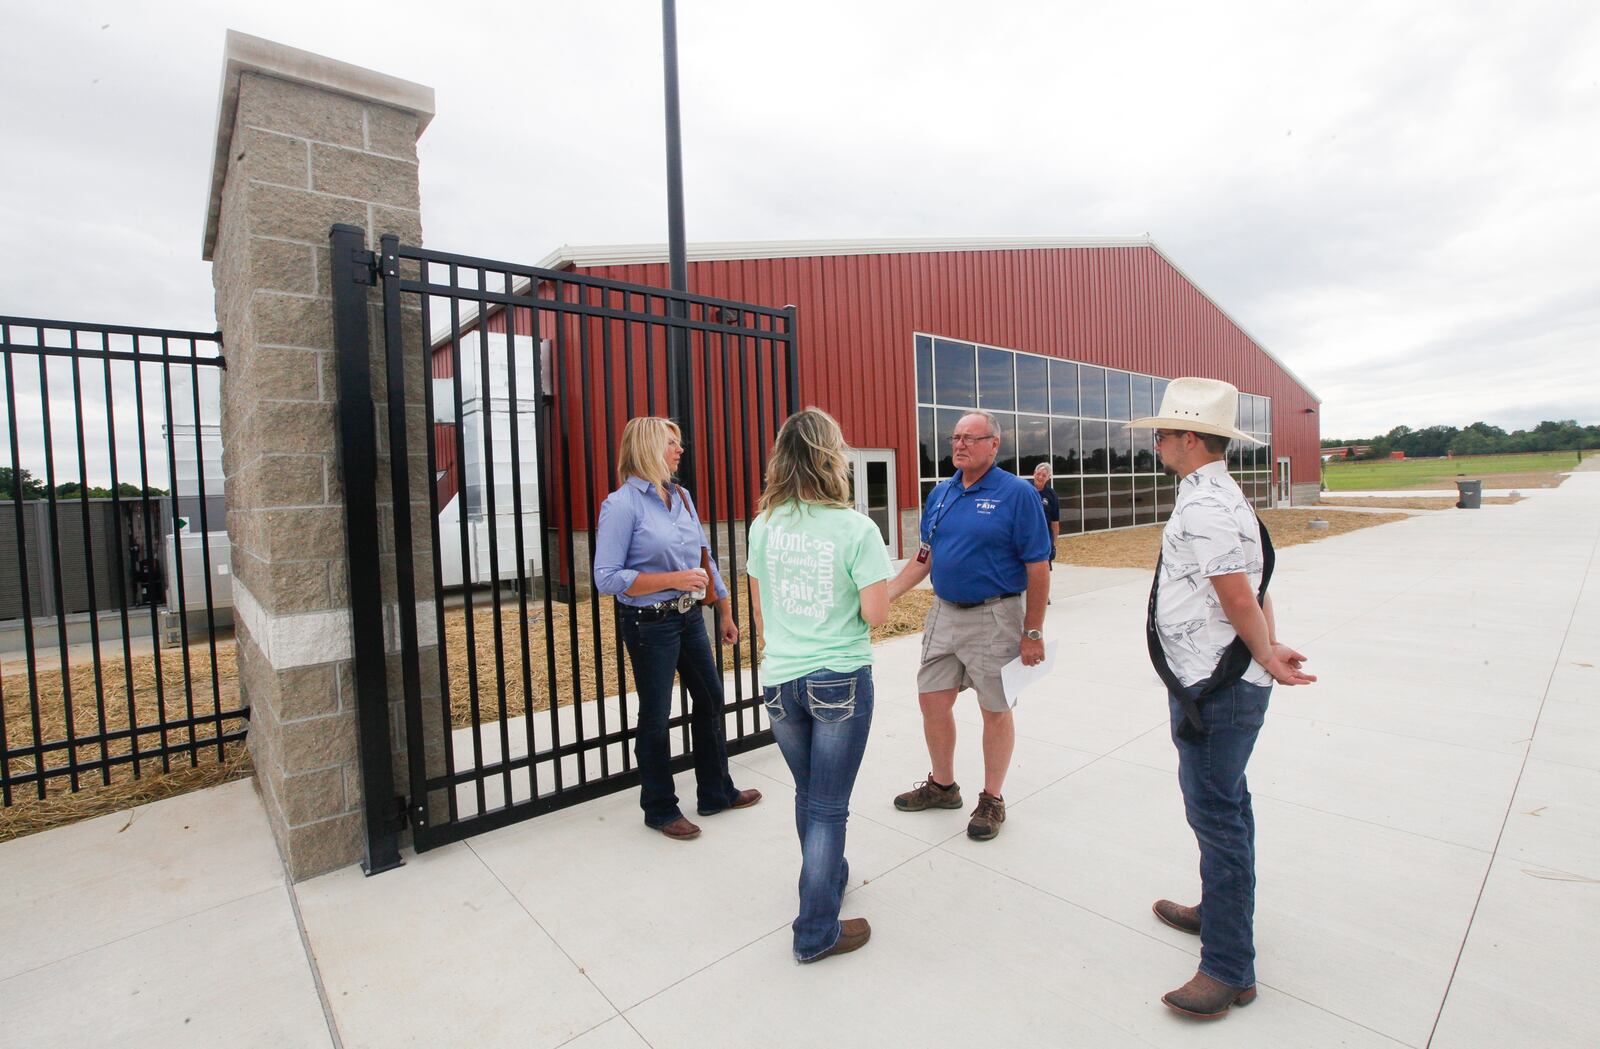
[
  {"left": 203, "top": 31, "right": 433, "bottom": 880},
  {"left": 328, "top": 224, "right": 403, "bottom": 874}
]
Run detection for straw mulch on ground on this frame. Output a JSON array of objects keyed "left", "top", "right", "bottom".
[
  {"left": 1, "top": 642, "right": 240, "bottom": 783},
  {"left": 1053, "top": 507, "right": 1411, "bottom": 570},
  {"left": 1320, "top": 495, "right": 1523, "bottom": 511}
]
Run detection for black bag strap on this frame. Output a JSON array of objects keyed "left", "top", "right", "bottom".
[{"left": 1146, "top": 514, "right": 1275, "bottom": 741}]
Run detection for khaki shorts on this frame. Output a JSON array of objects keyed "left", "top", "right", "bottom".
[{"left": 917, "top": 595, "right": 1025, "bottom": 712}]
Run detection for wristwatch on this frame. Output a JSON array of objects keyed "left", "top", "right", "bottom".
[{"left": 1023, "top": 628, "right": 1044, "bottom": 641}]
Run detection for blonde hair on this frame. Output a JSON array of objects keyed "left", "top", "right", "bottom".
[
  {"left": 758, "top": 407, "right": 853, "bottom": 517},
  {"left": 617, "top": 416, "right": 681, "bottom": 503}
]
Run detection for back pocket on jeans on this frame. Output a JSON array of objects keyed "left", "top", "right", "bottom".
[
  {"left": 762, "top": 686, "right": 788, "bottom": 723},
  {"left": 805, "top": 677, "right": 857, "bottom": 723}
]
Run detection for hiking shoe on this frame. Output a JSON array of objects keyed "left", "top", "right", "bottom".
[
  {"left": 801, "top": 918, "right": 871, "bottom": 963},
  {"left": 1161, "top": 971, "right": 1257, "bottom": 1019},
  {"left": 966, "top": 791, "right": 1006, "bottom": 840},
  {"left": 1152, "top": 899, "right": 1201, "bottom": 935},
  {"left": 894, "top": 777, "right": 962, "bottom": 812}
]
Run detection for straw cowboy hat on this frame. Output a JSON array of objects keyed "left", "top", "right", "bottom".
[{"left": 1127, "top": 377, "right": 1262, "bottom": 445}]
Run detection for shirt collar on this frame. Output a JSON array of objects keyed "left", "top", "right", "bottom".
[
  {"left": 957, "top": 464, "right": 1000, "bottom": 492},
  {"left": 625, "top": 475, "right": 673, "bottom": 502},
  {"left": 1181, "top": 459, "right": 1230, "bottom": 489}
]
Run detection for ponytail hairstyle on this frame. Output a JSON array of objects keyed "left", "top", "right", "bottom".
[{"left": 757, "top": 407, "right": 853, "bottom": 517}]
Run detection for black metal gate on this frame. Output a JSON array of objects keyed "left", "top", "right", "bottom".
[
  {"left": 0, "top": 316, "right": 242, "bottom": 806},
  {"left": 337, "top": 232, "right": 798, "bottom": 854}
]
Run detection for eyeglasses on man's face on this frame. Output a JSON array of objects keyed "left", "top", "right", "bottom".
[
  {"left": 1154, "top": 430, "right": 1184, "bottom": 445},
  {"left": 949, "top": 433, "right": 999, "bottom": 446}
]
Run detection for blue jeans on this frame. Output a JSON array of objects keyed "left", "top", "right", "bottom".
[
  {"left": 620, "top": 607, "right": 739, "bottom": 828},
  {"left": 1168, "top": 679, "right": 1272, "bottom": 989},
  {"left": 764, "top": 666, "right": 875, "bottom": 961}
]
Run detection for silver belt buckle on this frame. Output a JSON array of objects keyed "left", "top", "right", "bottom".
[{"left": 674, "top": 593, "right": 697, "bottom": 614}]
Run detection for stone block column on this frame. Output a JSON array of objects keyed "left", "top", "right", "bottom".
[{"left": 203, "top": 31, "right": 434, "bottom": 880}]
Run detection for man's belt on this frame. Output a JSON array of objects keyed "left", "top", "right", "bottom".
[{"left": 948, "top": 592, "right": 1022, "bottom": 610}]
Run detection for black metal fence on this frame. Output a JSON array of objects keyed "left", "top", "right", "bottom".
[
  {"left": 336, "top": 233, "right": 798, "bottom": 854},
  {"left": 0, "top": 316, "right": 243, "bottom": 805}
]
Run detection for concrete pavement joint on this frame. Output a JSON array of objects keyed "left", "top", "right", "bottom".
[
  {"left": 1423, "top": 507, "right": 1600, "bottom": 1049},
  {"left": 285, "top": 877, "right": 346, "bottom": 1049}
]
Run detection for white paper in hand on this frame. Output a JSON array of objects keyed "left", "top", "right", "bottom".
[{"left": 1000, "top": 641, "right": 1058, "bottom": 708}]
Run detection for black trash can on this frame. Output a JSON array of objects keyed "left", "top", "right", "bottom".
[{"left": 1455, "top": 479, "right": 1482, "bottom": 509}]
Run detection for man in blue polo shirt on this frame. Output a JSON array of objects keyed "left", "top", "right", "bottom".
[{"left": 886, "top": 409, "right": 1052, "bottom": 840}]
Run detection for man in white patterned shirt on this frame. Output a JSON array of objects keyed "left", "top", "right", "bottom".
[{"left": 1129, "top": 377, "right": 1317, "bottom": 1021}]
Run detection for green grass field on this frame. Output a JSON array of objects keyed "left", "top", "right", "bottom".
[{"left": 1321, "top": 450, "right": 1597, "bottom": 491}]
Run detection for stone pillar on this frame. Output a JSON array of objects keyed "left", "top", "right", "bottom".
[{"left": 203, "top": 31, "right": 434, "bottom": 880}]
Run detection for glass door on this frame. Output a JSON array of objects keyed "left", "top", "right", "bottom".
[
  {"left": 847, "top": 449, "right": 898, "bottom": 558},
  {"left": 1276, "top": 457, "right": 1292, "bottom": 507}
]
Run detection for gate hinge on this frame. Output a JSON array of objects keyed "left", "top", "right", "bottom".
[
  {"left": 388, "top": 795, "right": 410, "bottom": 832},
  {"left": 350, "top": 248, "right": 379, "bottom": 286},
  {"left": 408, "top": 797, "right": 429, "bottom": 829}
]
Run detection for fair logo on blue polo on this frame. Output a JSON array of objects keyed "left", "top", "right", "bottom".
[{"left": 975, "top": 498, "right": 1000, "bottom": 514}]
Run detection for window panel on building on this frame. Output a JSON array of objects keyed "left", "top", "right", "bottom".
[
  {"left": 978, "top": 347, "right": 1015, "bottom": 410},
  {"left": 1134, "top": 474, "right": 1158, "bottom": 524},
  {"left": 1050, "top": 359, "right": 1079, "bottom": 416},
  {"left": 1153, "top": 377, "right": 1169, "bottom": 411},
  {"left": 1106, "top": 370, "right": 1132, "bottom": 421},
  {"left": 994, "top": 411, "right": 1019, "bottom": 472},
  {"left": 1133, "top": 432, "right": 1156, "bottom": 473},
  {"left": 933, "top": 338, "right": 975, "bottom": 404},
  {"left": 1227, "top": 440, "right": 1246, "bottom": 472},
  {"left": 1081, "top": 421, "right": 1109, "bottom": 474},
  {"left": 1083, "top": 477, "right": 1110, "bottom": 532},
  {"left": 1132, "top": 374, "right": 1154, "bottom": 419},
  {"left": 1051, "top": 417, "right": 1080, "bottom": 475},
  {"left": 936, "top": 407, "right": 965, "bottom": 476},
  {"left": 1109, "top": 478, "right": 1134, "bottom": 529},
  {"left": 920, "top": 479, "right": 938, "bottom": 509},
  {"left": 1015, "top": 354, "right": 1049, "bottom": 413},
  {"left": 1110, "top": 422, "right": 1133, "bottom": 474},
  {"left": 1018, "top": 414, "right": 1050, "bottom": 476},
  {"left": 1157, "top": 473, "right": 1178, "bottom": 516},
  {"left": 1055, "top": 478, "right": 1083, "bottom": 535},
  {"left": 915, "top": 335, "right": 934, "bottom": 405},
  {"left": 1079, "top": 365, "right": 1107, "bottom": 418},
  {"left": 918, "top": 406, "right": 937, "bottom": 478}
]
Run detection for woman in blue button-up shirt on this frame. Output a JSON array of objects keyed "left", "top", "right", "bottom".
[{"left": 593, "top": 417, "right": 761, "bottom": 840}]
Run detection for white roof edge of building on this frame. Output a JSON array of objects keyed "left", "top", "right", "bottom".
[
  {"left": 453, "top": 236, "right": 1318, "bottom": 404},
  {"left": 532, "top": 235, "right": 1154, "bottom": 272}
]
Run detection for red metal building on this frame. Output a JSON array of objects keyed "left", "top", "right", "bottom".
[{"left": 433, "top": 236, "right": 1320, "bottom": 569}]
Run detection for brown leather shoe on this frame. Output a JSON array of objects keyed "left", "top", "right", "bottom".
[
  {"left": 801, "top": 918, "right": 871, "bottom": 963},
  {"left": 895, "top": 777, "right": 962, "bottom": 811},
  {"left": 1161, "top": 971, "right": 1257, "bottom": 1019},
  {"left": 966, "top": 791, "right": 1006, "bottom": 840},
  {"left": 698, "top": 788, "right": 762, "bottom": 816},
  {"left": 1152, "top": 899, "right": 1201, "bottom": 935},
  {"left": 657, "top": 816, "right": 701, "bottom": 841}
]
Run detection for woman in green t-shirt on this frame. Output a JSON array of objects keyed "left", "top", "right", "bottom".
[{"left": 748, "top": 408, "right": 892, "bottom": 963}]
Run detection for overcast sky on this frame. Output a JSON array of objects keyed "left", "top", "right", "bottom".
[{"left": 2, "top": 0, "right": 1596, "bottom": 440}]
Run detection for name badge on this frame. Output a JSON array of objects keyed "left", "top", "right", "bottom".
[{"left": 915, "top": 542, "right": 931, "bottom": 564}]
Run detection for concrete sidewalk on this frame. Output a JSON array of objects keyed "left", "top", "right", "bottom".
[{"left": 3, "top": 475, "right": 1596, "bottom": 1049}]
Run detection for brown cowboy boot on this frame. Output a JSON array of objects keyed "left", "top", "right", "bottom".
[
  {"left": 1161, "top": 971, "right": 1257, "bottom": 1019},
  {"left": 1152, "top": 899, "right": 1201, "bottom": 935},
  {"left": 801, "top": 918, "right": 871, "bottom": 963}
]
